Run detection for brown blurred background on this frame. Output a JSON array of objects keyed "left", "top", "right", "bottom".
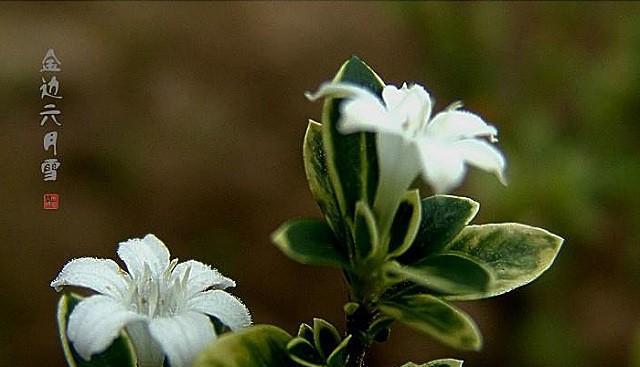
[{"left": 1, "top": 2, "right": 640, "bottom": 367}]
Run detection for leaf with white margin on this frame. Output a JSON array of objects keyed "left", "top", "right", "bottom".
[
  {"left": 58, "top": 293, "right": 138, "bottom": 366},
  {"left": 385, "top": 252, "right": 491, "bottom": 296},
  {"left": 320, "top": 56, "right": 383, "bottom": 221},
  {"left": 354, "top": 201, "right": 379, "bottom": 260},
  {"left": 399, "top": 195, "right": 479, "bottom": 264},
  {"left": 272, "top": 218, "right": 348, "bottom": 268},
  {"left": 193, "top": 325, "right": 296, "bottom": 367},
  {"left": 387, "top": 190, "right": 422, "bottom": 259},
  {"left": 67, "top": 295, "right": 144, "bottom": 361},
  {"left": 441, "top": 223, "right": 563, "bottom": 301},
  {"left": 303, "top": 119, "right": 348, "bottom": 242},
  {"left": 378, "top": 294, "right": 481, "bottom": 351}
]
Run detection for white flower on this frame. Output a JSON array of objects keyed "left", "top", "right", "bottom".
[
  {"left": 306, "top": 82, "right": 506, "bottom": 241},
  {"left": 50, "top": 234, "right": 251, "bottom": 367}
]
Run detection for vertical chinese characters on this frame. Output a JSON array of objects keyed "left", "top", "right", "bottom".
[{"left": 40, "top": 48, "right": 62, "bottom": 183}]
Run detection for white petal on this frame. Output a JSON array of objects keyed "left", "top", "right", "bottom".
[
  {"left": 384, "top": 83, "right": 432, "bottom": 133},
  {"left": 427, "top": 110, "right": 497, "bottom": 141},
  {"left": 50, "top": 258, "right": 129, "bottom": 299},
  {"left": 187, "top": 289, "right": 251, "bottom": 330},
  {"left": 67, "top": 295, "right": 143, "bottom": 361},
  {"left": 304, "top": 82, "right": 375, "bottom": 101},
  {"left": 340, "top": 97, "right": 401, "bottom": 135},
  {"left": 306, "top": 81, "right": 407, "bottom": 137},
  {"left": 172, "top": 260, "right": 236, "bottom": 296},
  {"left": 454, "top": 139, "right": 507, "bottom": 184},
  {"left": 418, "top": 139, "right": 467, "bottom": 194},
  {"left": 148, "top": 311, "right": 215, "bottom": 367},
  {"left": 381, "top": 84, "right": 406, "bottom": 110},
  {"left": 117, "top": 234, "right": 170, "bottom": 279}
]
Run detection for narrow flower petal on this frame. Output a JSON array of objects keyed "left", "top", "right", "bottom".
[
  {"left": 148, "top": 311, "right": 215, "bottom": 367},
  {"left": 50, "top": 257, "right": 129, "bottom": 299},
  {"left": 454, "top": 139, "right": 507, "bottom": 184},
  {"left": 117, "top": 234, "right": 170, "bottom": 279},
  {"left": 418, "top": 140, "right": 467, "bottom": 194},
  {"left": 172, "top": 260, "right": 236, "bottom": 296},
  {"left": 187, "top": 289, "right": 251, "bottom": 330},
  {"left": 67, "top": 295, "right": 143, "bottom": 361},
  {"left": 306, "top": 82, "right": 404, "bottom": 136},
  {"left": 427, "top": 110, "right": 498, "bottom": 140},
  {"left": 305, "top": 82, "right": 375, "bottom": 101}
]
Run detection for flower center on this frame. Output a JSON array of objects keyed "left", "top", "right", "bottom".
[{"left": 127, "top": 259, "right": 187, "bottom": 318}]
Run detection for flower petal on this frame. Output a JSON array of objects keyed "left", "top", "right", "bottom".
[
  {"left": 427, "top": 110, "right": 498, "bottom": 141},
  {"left": 187, "top": 289, "right": 252, "bottom": 330},
  {"left": 454, "top": 139, "right": 507, "bottom": 185},
  {"left": 50, "top": 257, "right": 129, "bottom": 299},
  {"left": 381, "top": 84, "right": 406, "bottom": 110},
  {"left": 340, "top": 97, "right": 401, "bottom": 135},
  {"left": 117, "top": 234, "right": 170, "bottom": 279},
  {"left": 67, "top": 295, "right": 143, "bottom": 361},
  {"left": 148, "top": 311, "right": 215, "bottom": 367},
  {"left": 305, "top": 82, "right": 376, "bottom": 101},
  {"left": 383, "top": 83, "right": 432, "bottom": 133},
  {"left": 172, "top": 260, "right": 236, "bottom": 296},
  {"left": 418, "top": 139, "right": 467, "bottom": 194}
]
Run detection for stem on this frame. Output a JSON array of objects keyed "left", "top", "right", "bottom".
[{"left": 345, "top": 304, "right": 375, "bottom": 367}]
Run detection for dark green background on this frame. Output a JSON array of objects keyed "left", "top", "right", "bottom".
[{"left": 1, "top": 2, "right": 639, "bottom": 367}]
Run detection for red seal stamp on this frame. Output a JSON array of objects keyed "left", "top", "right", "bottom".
[{"left": 43, "top": 193, "right": 59, "bottom": 210}]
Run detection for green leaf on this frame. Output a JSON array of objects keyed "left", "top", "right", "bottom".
[
  {"left": 313, "top": 318, "right": 341, "bottom": 360},
  {"left": 303, "top": 120, "right": 346, "bottom": 241},
  {"left": 297, "top": 323, "right": 315, "bottom": 345},
  {"left": 272, "top": 219, "right": 348, "bottom": 268},
  {"left": 193, "top": 325, "right": 295, "bottom": 367},
  {"left": 354, "top": 201, "right": 379, "bottom": 260},
  {"left": 441, "top": 223, "right": 564, "bottom": 301},
  {"left": 385, "top": 253, "right": 491, "bottom": 296},
  {"left": 387, "top": 190, "right": 422, "bottom": 258},
  {"left": 342, "top": 302, "right": 359, "bottom": 316},
  {"left": 367, "top": 317, "right": 394, "bottom": 343},
  {"left": 321, "top": 56, "right": 384, "bottom": 220},
  {"left": 326, "top": 335, "right": 351, "bottom": 367},
  {"left": 57, "top": 293, "right": 137, "bottom": 367},
  {"left": 378, "top": 295, "right": 482, "bottom": 351},
  {"left": 401, "top": 359, "right": 464, "bottom": 367},
  {"left": 286, "top": 337, "right": 324, "bottom": 367},
  {"left": 399, "top": 195, "right": 479, "bottom": 264}
]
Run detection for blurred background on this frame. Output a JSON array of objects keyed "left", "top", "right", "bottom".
[{"left": 1, "top": 2, "right": 639, "bottom": 366}]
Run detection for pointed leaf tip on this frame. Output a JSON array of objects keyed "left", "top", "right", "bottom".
[{"left": 442, "top": 223, "right": 564, "bottom": 301}]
